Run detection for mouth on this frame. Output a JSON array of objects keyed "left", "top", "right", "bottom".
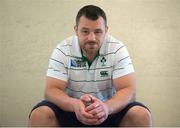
[
  {"left": 86, "top": 41, "right": 96, "bottom": 45},
  {"left": 83, "top": 41, "right": 99, "bottom": 51}
]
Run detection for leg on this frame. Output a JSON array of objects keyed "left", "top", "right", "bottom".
[
  {"left": 120, "top": 106, "right": 152, "bottom": 127},
  {"left": 28, "top": 106, "right": 59, "bottom": 127}
]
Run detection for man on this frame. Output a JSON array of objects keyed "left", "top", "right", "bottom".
[{"left": 29, "top": 5, "right": 152, "bottom": 127}]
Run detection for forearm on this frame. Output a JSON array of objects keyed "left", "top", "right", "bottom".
[
  {"left": 45, "top": 88, "right": 78, "bottom": 112},
  {"left": 105, "top": 86, "right": 135, "bottom": 115}
]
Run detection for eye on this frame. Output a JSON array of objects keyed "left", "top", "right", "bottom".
[
  {"left": 94, "top": 30, "right": 103, "bottom": 35},
  {"left": 82, "top": 30, "right": 88, "bottom": 33},
  {"left": 80, "top": 29, "right": 89, "bottom": 35}
]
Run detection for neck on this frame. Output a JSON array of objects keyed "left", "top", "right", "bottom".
[
  {"left": 87, "top": 55, "right": 96, "bottom": 62},
  {"left": 82, "top": 50, "right": 98, "bottom": 62}
]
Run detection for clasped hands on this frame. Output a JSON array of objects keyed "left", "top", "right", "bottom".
[{"left": 73, "top": 94, "right": 109, "bottom": 125}]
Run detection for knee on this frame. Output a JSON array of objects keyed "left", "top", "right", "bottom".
[
  {"left": 131, "top": 106, "right": 151, "bottom": 117},
  {"left": 30, "top": 106, "right": 55, "bottom": 120},
  {"left": 128, "top": 106, "right": 152, "bottom": 125}
]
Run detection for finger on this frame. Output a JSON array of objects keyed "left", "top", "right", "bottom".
[
  {"left": 80, "top": 94, "right": 92, "bottom": 102},
  {"left": 78, "top": 104, "right": 94, "bottom": 119},
  {"left": 81, "top": 118, "right": 99, "bottom": 125},
  {"left": 80, "top": 94, "right": 92, "bottom": 101},
  {"left": 94, "top": 111, "right": 105, "bottom": 119},
  {"left": 88, "top": 95, "right": 99, "bottom": 101},
  {"left": 85, "top": 102, "right": 100, "bottom": 112},
  {"left": 81, "top": 110, "right": 94, "bottom": 119},
  {"left": 94, "top": 117, "right": 106, "bottom": 125},
  {"left": 88, "top": 105, "right": 103, "bottom": 115},
  {"left": 77, "top": 113, "right": 97, "bottom": 125}
]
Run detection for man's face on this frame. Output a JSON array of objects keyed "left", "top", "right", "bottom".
[{"left": 75, "top": 16, "right": 108, "bottom": 55}]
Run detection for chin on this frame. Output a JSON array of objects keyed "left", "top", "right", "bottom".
[{"left": 84, "top": 48, "right": 96, "bottom": 54}]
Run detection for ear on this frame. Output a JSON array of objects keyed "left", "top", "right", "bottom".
[
  {"left": 74, "top": 25, "right": 78, "bottom": 35},
  {"left": 105, "top": 26, "right": 108, "bottom": 33}
]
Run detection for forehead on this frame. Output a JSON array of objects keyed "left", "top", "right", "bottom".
[{"left": 78, "top": 16, "right": 106, "bottom": 29}]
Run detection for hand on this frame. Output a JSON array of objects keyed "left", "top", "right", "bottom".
[
  {"left": 81, "top": 94, "right": 109, "bottom": 125},
  {"left": 72, "top": 98, "right": 98, "bottom": 125},
  {"left": 80, "top": 94, "right": 93, "bottom": 107}
]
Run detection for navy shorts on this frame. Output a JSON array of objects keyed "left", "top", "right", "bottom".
[{"left": 29, "top": 100, "right": 149, "bottom": 127}]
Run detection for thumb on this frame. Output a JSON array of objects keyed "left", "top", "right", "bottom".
[
  {"left": 88, "top": 95, "right": 98, "bottom": 102},
  {"left": 80, "top": 94, "right": 92, "bottom": 103}
]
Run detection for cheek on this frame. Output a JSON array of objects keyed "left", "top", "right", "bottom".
[
  {"left": 79, "top": 39, "right": 86, "bottom": 45},
  {"left": 98, "top": 37, "right": 104, "bottom": 43},
  {"left": 78, "top": 34, "right": 87, "bottom": 41}
]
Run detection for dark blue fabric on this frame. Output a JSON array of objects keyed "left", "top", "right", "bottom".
[{"left": 29, "top": 100, "right": 149, "bottom": 127}]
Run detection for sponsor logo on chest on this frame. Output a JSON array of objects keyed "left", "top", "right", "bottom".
[
  {"left": 100, "top": 70, "right": 109, "bottom": 77},
  {"left": 70, "top": 59, "right": 86, "bottom": 67}
]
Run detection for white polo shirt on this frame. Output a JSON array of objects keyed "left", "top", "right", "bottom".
[{"left": 47, "top": 35, "right": 134, "bottom": 101}]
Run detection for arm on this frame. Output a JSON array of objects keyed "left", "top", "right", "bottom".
[
  {"left": 83, "top": 73, "right": 136, "bottom": 125},
  {"left": 44, "top": 76, "right": 78, "bottom": 112},
  {"left": 105, "top": 72, "right": 136, "bottom": 115},
  {"left": 44, "top": 76, "right": 98, "bottom": 125}
]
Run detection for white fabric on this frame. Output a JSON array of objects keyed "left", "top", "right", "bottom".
[{"left": 47, "top": 35, "right": 134, "bottom": 101}]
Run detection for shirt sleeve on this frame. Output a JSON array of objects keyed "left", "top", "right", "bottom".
[
  {"left": 113, "top": 45, "right": 134, "bottom": 79},
  {"left": 46, "top": 45, "right": 68, "bottom": 82}
]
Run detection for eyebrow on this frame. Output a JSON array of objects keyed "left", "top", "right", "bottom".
[
  {"left": 81, "top": 27, "right": 103, "bottom": 31},
  {"left": 81, "top": 27, "right": 89, "bottom": 30}
]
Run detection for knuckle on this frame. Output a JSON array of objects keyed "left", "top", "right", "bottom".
[
  {"left": 97, "top": 114, "right": 101, "bottom": 118},
  {"left": 93, "top": 103, "right": 97, "bottom": 108},
  {"left": 98, "top": 112, "right": 104, "bottom": 118},
  {"left": 81, "top": 112, "right": 86, "bottom": 117}
]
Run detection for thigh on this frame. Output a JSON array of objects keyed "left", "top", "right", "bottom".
[
  {"left": 29, "top": 100, "right": 149, "bottom": 127},
  {"left": 98, "top": 101, "right": 150, "bottom": 126},
  {"left": 29, "top": 100, "right": 84, "bottom": 126}
]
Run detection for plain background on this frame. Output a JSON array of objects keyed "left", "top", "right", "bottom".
[{"left": 0, "top": 0, "right": 180, "bottom": 126}]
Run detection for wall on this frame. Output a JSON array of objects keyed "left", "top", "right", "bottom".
[{"left": 0, "top": 0, "right": 180, "bottom": 126}]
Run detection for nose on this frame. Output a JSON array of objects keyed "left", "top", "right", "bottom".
[{"left": 87, "top": 32, "right": 96, "bottom": 41}]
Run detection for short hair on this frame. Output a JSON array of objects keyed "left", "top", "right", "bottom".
[{"left": 76, "top": 5, "right": 107, "bottom": 26}]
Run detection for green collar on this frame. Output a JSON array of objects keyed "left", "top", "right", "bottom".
[{"left": 81, "top": 49, "right": 100, "bottom": 67}]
